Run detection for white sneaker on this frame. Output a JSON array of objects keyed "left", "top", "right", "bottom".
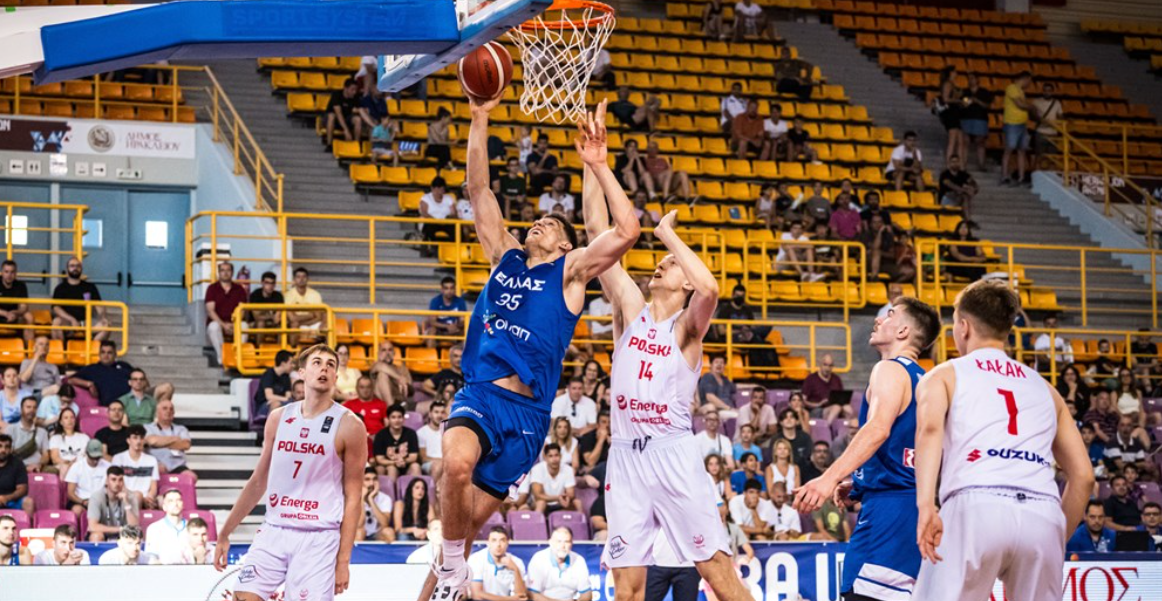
[{"left": 430, "top": 564, "right": 470, "bottom": 601}]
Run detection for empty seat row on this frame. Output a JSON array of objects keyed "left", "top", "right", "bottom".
[
  {"left": 817, "top": 0, "right": 1043, "bottom": 26},
  {"left": 0, "top": 78, "right": 184, "bottom": 104}
]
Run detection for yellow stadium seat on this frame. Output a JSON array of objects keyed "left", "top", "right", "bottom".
[
  {"left": 694, "top": 205, "right": 722, "bottom": 223},
  {"left": 349, "top": 164, "right": 381, "bottom": 184},
  {"left": 333, "top": 140, "right": 365, "bottom": 159},
  {"left": 770, "top": 280, "right": 800, "bottom": 301},
  {"left": 726, "top": 159, "right": 754, "bottom": 178},
  {"left": 350, "top": 319, "right": 383, "bottom": 346},
  {"left": 461, "top": 270, "right": 490, "bottom": 291},
  {"left": 406, "top": 347, "right": 440, "bottom": 375},
  {"left": 380, "top": 166, "right": 411, "bottom": 186},
  {"left": 0, "top": 338, "right": 24, "bottom": 365},
  {"left": 386, "top": 320, "right": 423, "bottom": 346},
  {"left": 882, "top": 190, "right": 912, "bottom": 208},
  {"left": 398, "top": 191, "right": 423, "bottom": 213},
  {"left": 334, "top": 319, "right": 353, "bottom": 344},
  {"left": 781, "top": 356, "right": 810, "bottom": 381},
  {"left": 912, "top": 214, "right": 940, "bottom": 232},
  {"left": 287, "top": 93, "right": 316, "bottom": 112},
  {"left": 348, "top": 345, "right": 370, "bottom": 371}
]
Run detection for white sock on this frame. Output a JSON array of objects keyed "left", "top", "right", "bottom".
[{"left": 441, "top": 539, "right": 466, "bottom": 571}]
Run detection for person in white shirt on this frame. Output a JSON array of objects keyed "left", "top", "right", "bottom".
[
  {"left": 886, "top": 131, "right": 925, "bottom": 192},
  {"left": 735, "top": 386, "right": 777, "bottom": 444},
  {"left": 526, "top": 528, "right": 593, "bottom": 601},
  {"left": 763, "top": 104, "right": 790, "bottom": 157},
  {"left": 47, "top": 406, "right": 88, "bottom": 477},
  {"left": 551, "top": 379, "right": 598, "bottom": 435},
  {"left": 98, "top": 525, "right": 157, "bottom": 565},
  {"left": 720, "top": 82, "right": 747, "bottom": 128},
  {"left": 774, "top": 220, "right": 819, "bottom": 282},
  {"left": 766, "top": 482, "right": 802, "bottom": 540},
  {"left": 538, "top": 175, "right": 576, "bottom": 221},
  {"left": 143, "top": 399, "right": 194, "bottom": 479},
  {"left": 179, "top": 516, "right": 215, "bottom": 565},
  {"left": 112, "top": 425, "right": 159, "bottom": 509},
  {"left": 587, "top": 291, "right": 614, "bottom": 339},
  {"left": 694, "top": 411, "right": 735, "bottom": 470},
  {"left": 65, "top": 439, "right": 111, "bottom": 518},
  {"left": 406, "top": 519, "right": 443, "bottom": 565},
  {"left": 732, "top": 0, "right": 773, "bottom": 41},
  {"left": 33, "top": 525, "right": 90, "bottom": 565},
  {"left": 359, "top": 467, "right": 395, "bottom": 542},
  {"left": 417, "top": 401, "right": 446, "bottom": 481},
  {"left": 590, "top": 48, "right": 614, "bottom": 89},
  {"left": 728, "top": 479, "right": 778, "bottom": 540},
  {"left": 420, "top": 176, "right": 456, "bottom": 243},
  {"left": 468, "top": 527, "right": 528, "bottom": 601},
  {"left": 529, "top": 444, "right": 581, "bottom": 514},
  {"left": 145, "top": 489, "right": 188, "bottom": 564},
  {"left": 1033, "top": 314, "right": 1072, "bottom": 368}
]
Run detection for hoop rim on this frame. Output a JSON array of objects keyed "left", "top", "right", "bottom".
[{"left": 517, "top": 0, "right": 614, "bottom": 32}]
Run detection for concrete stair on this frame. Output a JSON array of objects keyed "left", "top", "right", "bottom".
[
  {"left": 120, "top": 305, "right": 223, "bottom": 395},
  {"left": 185, "top": 430, "right": 264, "bottom": 541},
  {"left": 1037, "top": 0, "right": 1162, "bottom": 38},
  {"left": 1054, "top": 36, "right": 1162, "bottom": 126}
]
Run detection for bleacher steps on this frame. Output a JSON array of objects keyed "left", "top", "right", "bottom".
[{"left": 1056, "top": 37, "right": 1162, "bottom": 128}]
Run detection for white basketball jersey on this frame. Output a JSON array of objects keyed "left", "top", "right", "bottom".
[
  {"left": 609, "top": 306, "right": 700, "bottom": 441},
  {"left": 938, "top": 347, "right": 1060, "bottom": 504},
  {"left": 264, "top": 402, "right": 349, "bottom": 530}
]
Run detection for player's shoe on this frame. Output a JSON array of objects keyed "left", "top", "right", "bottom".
[{"left": 430, "top": 563, "right": 470, "bottom": 601}]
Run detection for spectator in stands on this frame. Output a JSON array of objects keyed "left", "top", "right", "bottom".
[
  {"left": 1001, "top": 71, "right": 1033, "bottom": 186},
  {"left": 344, "top": 376, "right": 387, "bottom": 446},
  {"left": 254, "top": 349, "right": 293, "bottom": 419},
  {"left": 332, "top": 344, "right": 363, "bottom": 401},
  {"left": 393, "top": 477, "right": 436, "bottom": 541},
  {"left": 71, "top": 340, "right": 171, "bottom": 408},
  {"left": 0, "top": 513, "right": 28, "bottom": 565},
  {"left": 87, "top": 465, "right": 138, "bottom": 541},
  {"left": 526, "top": 135, "right": 561, "bottom": 196},
  {"left": 774, "top": 408, "right": 814, "bottom": 465},
  {"left": 938, "top": 155, "right": 978, "bottom": 217},
  {"left": 530, "top": 443, "right": 581, "bottom": 514},
  {"left": 325, "top": 79, "right": 362, "bottom": 146},
  {"left": 945, "top": 220, "right": 987, "bottom": 281},
  {"left": 417, "top": 401, "right": 446, "bottom": 480},
  {"left": 1104, "top": 475, "right": 1143, "bottom": 532},
  {"left": 0, "top": 260, "right": 31, "bottom": 343},
  {"left": 1085, "top": 389, "right": 1118, "bottom": 446},
  {"left": 143, "top": 399, "right": 193, "bottom": 479},
  {"left": 936, "top": 67, "right": 965, "bottom": 163},
  {"left": 291, "top": 379, "right": 306, "bottom": 402},
  {"left": 763, "top": 104, "right": 790, "bottom": 160},
  {"left": 1068, "top": 500, "right": 1115, "bottom": 553},
  {"left": 493, "top": 158, "right": 528, "bottom": 218},
  {"left": 811, "top": 496, "right": 850, "bottom": 543},
  {"left": 373, "top": 404, "right": 421, "bottom": 477},
  {"left": 694, "top": 410, "right": 735, "bottom": 469},
  {"left": 732, "top": 427, "right": 764, "bottom": 466},
  {"left": 1085, "top": 341, "right": 1122, "bottom": 389},
  {"left": 572, "top": 409, "right": 608, "bottom": 475},
  {"left": 425, "top": 107, "right": 455, "bottom": 170},
  {"left": 34, "top": 525, "right": 90, "bottom": 565},
  {"left": 1033, "top": 314, "right": 1073, "bottom": 368},
  {"left": 99, "top": 525, "right": 154, "bottom": 565},
  {"left": 551, "top": 378, "right": 598, "bottom": 435},
  {"left": 469, "top": 526, "right": 528, "bottom": 601},
  {"left": 421, "top": 345, "right": 464, "bottom": 399},
  {"left": 10, "top": 397, "right": 46, "bottom": 472},
  {"left": 527, "top": 528, "right": 591, "bottom": 597},
  {"left": 859, "top": 212, "right": 897, "bottom": 281},
  {"left": 796, "top": 181, "right": 831, "bottom": 228},
  {"left": 144, "top": 489, "right": 188, "bottom": 563},
  {"left": 1058, "top": 364, "right": 1093, "bottom": 416},
  {"left": 614, "top": 139, "right": 653, "bottom": 198},
  {"left": 698, "top": 355, "right": 738, "bottom": 417},
  {"left": 0, "top": 366, "right": 30, "bottom": 427},
  {"left": 589, "top": 47, "right": 614, "bottom": 90},
  {"left": 859, "top": 190, "right": 891, "bottom": 227},
  {"left": 720, "top": 82, "right": 747, "bottom": 133},
  {"left": 284, "top": 267, "right": 325, "bottom": 340},
  {"left": 767, "top": 481, "right": 803, "bottom": 541},
  {"left": 1079, "top": 424, "right": 1106, "bottom": 479},
  {"left": 765, "top": 438, "right": 799, "bottom": 495},
  {"left": 94, "top": 400, "right": 128, "bottom": 460},
  {"left": 1124, "top": 464, "right": 1146, "bottom": 507},
  {"left": 424, "top": 276, "right": 467, "bottom": 347},
  {"left": 799, "top": 441, "right": 833, "bottom": 484},
  {"left": 1114, "top": 367, "right": 1151, "bottom": 429},
  {"left": 711, "top": 286, "right": 770, "bottom": 359},
  {"left": 204, "top": 261, "right": 247, "bottom": 366},
  {"left": 369, "top": 114, "right": 400, "bottom": 169},
  {"left": 1105, "top": 415, "right": 1152, "bottom": 478},
  {"left": 737, "top": 386, "right": 777, "bottom": 444},
  {"left": 644, "top": 140, "right": 692, "bottom": 202},
  {"left": 754, "top": 184, "right": 781, "bottom": 230},
  {"left": 960, "top": 73, "right": 992, "bottom": 171},
  {"left": 702, "top": 0, "right": 727, "bottom": 40},
  {"left": 828, "top": 193, "right": 862, "bottom": 241},
  {"left": 246, "top": 271, "right": 284, "bottom": 343},
  {"left": 543, "top": 417, "right": 579, "bottom": 475},
  {"left": 179, "top": 516, "right": 214, "bottom": 565},
  {"left": 1141, "top": 503, "right": 1162, "bottom": 547},
  {"left": 586, "top": 292, "right": 614, "bottom": 341},
  {"left": 22, "top": 336, "right": 61, "bottom": 403},
  {"left": 1030, "top": 82, "right": 1063, "bottom": 170},
  {"left": 51, "top": 256, "right": 110, "bottom": 342},
  {"left": 786, "top": 391, "right": 812, "bottom": 429},
  {"left": 113, "top": 425, "right": 159, "bottom": 509},
  {"left": 371, "top": 341, "right": 414, "bottom": 406},
  {"left": 0, "top": 434, "right": 31, "bottom": 514},
  {"left": 119, "top": 369, "right": 157, "bottom": 427},
  {"left": 775, "top": 221, "right": 820, "bottom": 283},
  {"left": 731, "top": 99, "right": 767, "bottom": 160},
  {"left": 609, "top": 86, "right": 659, "bottom": 133},
  {"left": 728, "top": 478, "right": 777, "bottom": 540},
  {"left": 47, "top": 407, "right": 87, "bottom": 477},
  {"left": 802, "top": 353, "right": 843, "bottom": 417},
  {"left": 539, "top": 175, "right": 576, "bottom": 221},
  {"left": 419, "top": 176, "right": 457, "bottom": 247},
  {"left": 886, "top": 131, "right": 925, "bottom": 192},
  {"left": 357, "top": 467, "right": 395, "bottom": 543},
  {"left": 1130, "top": 329, "right": 1159, "bottom": 375},
  {"left": 775, "top": 57, "right": 816, "bottom": 102},
  {"left": 732, "top": 0, "right": 773, "bottom": 41},
  {"left": 575, "top": 360, "right": 608, "bottom": 406},
  {"left": 786, "top": 117, "right": 818, "bottom": 163}
]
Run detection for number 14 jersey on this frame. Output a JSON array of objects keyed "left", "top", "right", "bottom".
[
  {"left": 609, "top": 307, "right": 700, "bottom": 441},
  {"left": 939, "top": 347, "right": 1061, "bottom": 504}
]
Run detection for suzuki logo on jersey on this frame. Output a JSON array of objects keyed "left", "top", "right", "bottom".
[
  {"left": 493, "top": 271, "right": 545, "bottom": 291},
  {"left": 975, "top": 358, "right": 1027, "bottom": 379},
  {"left": 626, "top": 335, "right": 671, "bottom": 357},
  {"left": 299, "top": 427, "right": 310, "bottom": 439},
  {"left": 277, "top": 440, "right": 326, "bottom": 456},
  {"left": 967, "top": 449, "right": 982, "bottom": 462},
  {"left": 986, "top": 447, "right": 1051, "bottom": 467},
  {"left": 902, "top": 448, "right": 915, "bottom": 468}
]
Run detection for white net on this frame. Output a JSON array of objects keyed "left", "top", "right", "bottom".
[{"left": 508, "top": 2, "right": 615, "bottom": 124}]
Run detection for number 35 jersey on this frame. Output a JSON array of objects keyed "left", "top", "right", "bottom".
[
  {"left": 938, "top": 347, "right": 1061, "bottom": 504},
  {"left": 609, "top": 307, "right": 700, "bottom": 440}
]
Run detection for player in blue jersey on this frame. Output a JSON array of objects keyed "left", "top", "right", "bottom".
[
  {"left": 793, "top": 297, "right": 939, "bottom": 601},
  {"left": 422, "top": 95, "right": 640, "bottom": 601}
]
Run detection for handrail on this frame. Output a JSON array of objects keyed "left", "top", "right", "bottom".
[
  {"left": 1, "top": 65, "right": 284, "bottom": 213},
  {"left": 188, "top": 211, "right": 869, "bottom": 318},
  {"left": 231, "top": 303, "right": 336, "bottom": 375},
  {"left": 0, "top": 201, "right": 87, "bottom": 278},
  {"left": 916, "top": 238, "right": 1161, "bottom": 328},
  {"left": 0, "top": 298, "right": 128, "bottom": 364}
]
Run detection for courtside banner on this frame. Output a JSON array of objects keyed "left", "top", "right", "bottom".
[
  {"left": 3, "top": 543, "right": 1159, "bottom": 601},
  {"left": 0, "top": 116, "right": 195, "bottom": 159}
]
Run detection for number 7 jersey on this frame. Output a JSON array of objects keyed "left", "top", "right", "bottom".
[
  {"left": 938, "top": 347, "right": 1061, "bottom": 504},
  {"left": 609, "top": 307, "right": 699, "bottom": 440},
  {"left": 264, "top": 401, "right": 349, "bottom": 530}
]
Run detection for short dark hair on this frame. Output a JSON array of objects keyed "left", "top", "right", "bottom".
[
  {"left": 120, "top": 525, "right": 143, "bottom": 541},
  {"left": 431, "top": 176, "right": 447, "bottom": 189},
  {"left": 440, "top": 276, "right": 455, "bottom": 287},
  {"left": 597, "top": 409, "right": 610, "bottom": 420},
  {"left": 1, "top": 260, "right": 15, "bottom": 270},
  {"left": 1111, "top": 475, "right": 1127, "bottom": 486},
  {"left": 739, "top": 452, "right": 757, "bottom": 464},
  {"left": 274, "top": 350, "right": 294, "bottom": 366},
  {"left": 568, "top": 377, "right": 584, "bottom": 386},
  {"left": 904, "top": 130, "right": 917, "bottom": 139},
  {"left": 343, "top": 78, "right": 358, "bottom": 88},
  {"left": 108, "top": 399, "right": 124, "bottom": 409},
  {"left": 0, "top": 434, "right": 10, "bottom": 446},
  {"left": 543, "top": 442, "right": 562, "bottom": 455},
  {"left": 813, "top": 441, "right": 830, "bottom": 450},
  {"left": 107, "top": 465, "right": 125, "bottom": 477},
  {"left": 0, "top": 515, "right": 14, "bottom": 527},
  {"left": 1018, "top": 70, "right": 1032, "bottom": 79},
  {"left": 489, "top": 525, "right": 509, "bottom": 537},
  {"left": 436, "top": 107, "right": 451, "bottom": 119},
  {"left": 743, "top": 478, "right": 763, "bottom": 492},
  {"left": 954, "top": 279, "right": 1020, "bottom": 340},
  {"left": 896, "top": 296, "right": 941, "bottom": 352},
  {"left": 387, "top": 404, "right": 406, "bottom": 418},
  {"left": 261, "top": 271, "right": 277, "bottom": 282},
  {"left": 1145, "top": 502, "right": 1161, "bottom": 512},
  {"left": 188, "top": 517, "right": 209, "bottom": 530},
  {"left": 364, "top": 466, "right": 377, "bottom": 475},
  {"left": 58, "top": 384, "right": 75, "bottom": 399},
  {"left": 161, "top": 489, "right": 183, "bottom": 500},
  {"left": 732, "top": 284, "right": 746, "bottom": 295},
  {"left": 1080, "top": 423, "right": 1094, "bottom": 433},
  {"left": 293, "top": 267, "right": 309, "bottom": 277},
  {"left": 537, "top": 134, "right": 549, "bottom": 143},
  {"left": 127, "top": 424, "right": 147, "bottom": 438},
  {"left": 53, "top": 525, "right": 77, "bottom": 540},
  {"left": 1087, "top": 499, "right": 1104, "bottom": 512},
  {"left": 100, "top": 339, "right": 117, "bottom": 352},
  {"left": 778, "top": 408, "right": 798, "bottom": 422},
  {"left": 542, "top": 212, "right": 579, "bottom": 250}
]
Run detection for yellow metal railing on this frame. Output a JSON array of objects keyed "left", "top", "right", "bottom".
[
  {"left": 1, "top": 65, "right": 283, "bottom": 213},
  {"left": 188, "top": 211, "right": 869, "bottom": 318},
  {"left": 0, "top": 201, "right": 87, "bottom": 279},
  {"left": 231, "top": 303, "right": 336, "bottom": 375},
  {"left": 0, "top": 298, "right": 128, "bottom": 364},
  {"left": 916, "top": 239, "right": 1161, "bottom": 328}
]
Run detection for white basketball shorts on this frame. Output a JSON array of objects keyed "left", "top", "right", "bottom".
[
  {"left": 234, "top": 524, "right": 342, "bottom": 601},
  {"left": 601, "top": 433, "right": 731, "bottom": 568},
  {"left": 912, "top": 487, "right": 1066, "bottom": 601}
]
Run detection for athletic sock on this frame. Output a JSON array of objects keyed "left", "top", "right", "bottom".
[{"left": 441, "top": 539, "right": 466, "bottom": 571}]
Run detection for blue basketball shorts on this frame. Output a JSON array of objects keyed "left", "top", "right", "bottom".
[
  {"left": 447, "top": 381, "right": 551, "bottom": 499},
  {"left": 841, "top": 490, "right": 921, "bottom": 601}
]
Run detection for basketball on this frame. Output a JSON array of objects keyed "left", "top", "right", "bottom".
[{"left": 458, "top": 41, "right": 513, "bottom": 100}]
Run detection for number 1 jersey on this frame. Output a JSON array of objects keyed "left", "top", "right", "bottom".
[
  {"left": 939, "top": 347, "right": 1060, "bottom": 504},
  {"left": 609, "top": 307, "right": 699, "bottom": 441}
]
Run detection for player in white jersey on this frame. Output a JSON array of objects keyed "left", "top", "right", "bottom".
[
  {"left": 912, "top": 280, "right": 1094, "bottom": 601},
  {"left": 582, "top": 166, "right": 752, "bottom": 601},
  {"left": 214, "top": 344, "right": 369, "bottom": 601}
]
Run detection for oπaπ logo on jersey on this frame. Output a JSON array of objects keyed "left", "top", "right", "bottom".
[{"left": 607, "top": 536, "right": 629, "bottom": 559}]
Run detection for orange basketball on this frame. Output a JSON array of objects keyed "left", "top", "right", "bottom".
[{"left": 458, "top": 41, "right": 513, "bottom": 100}]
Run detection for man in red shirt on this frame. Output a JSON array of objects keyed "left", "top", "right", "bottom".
[
  {"left": 343, "top": 376, "right": 388, "bottom": 454},
  {"left": 204, "top": 262, "right": 248, "bottom": 366},
  {"left": 801, "top": 353, "right": 846, "bottom": 420}
]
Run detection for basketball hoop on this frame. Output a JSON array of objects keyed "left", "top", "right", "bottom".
[{"left": 508, "top": 0, "right": 615, "bottom": 124}]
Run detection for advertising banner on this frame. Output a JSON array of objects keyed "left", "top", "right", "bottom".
[{"left": 0, "top": 115, "right": 195, "bottom": 159}]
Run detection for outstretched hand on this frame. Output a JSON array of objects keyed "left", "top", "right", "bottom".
[
  {"left": 574, "top": 100, "right": 609, "bottom": 166},
  {"left": 468, "top": 91, "right": 502, "bottom": 117},
  {"left": 654, "top": 210, "right": 678, "bottom": 239}
]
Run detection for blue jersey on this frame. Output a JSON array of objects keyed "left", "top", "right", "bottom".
[
  {"left": 462, "top": 248, "right": 579, "bottom": 409},
  {"left": 851, "top": 356, "right": 925, "bottom": 500}
]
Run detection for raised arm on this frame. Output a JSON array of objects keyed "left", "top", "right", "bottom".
[
  {"left": 914, "top": 364, "right": 954, "bottom": 564},
  {"left": 1049, "top": 385, "right": 1095, "bottom": 543},
  {"left": 466, "top": 94, "right": 520, "bottom": 266},
  {"left": 580, "top": 164, "right": 643, "bottom": 338},
  {"left": 655, "top": 211, "right": 720, "bottom": 347}
]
